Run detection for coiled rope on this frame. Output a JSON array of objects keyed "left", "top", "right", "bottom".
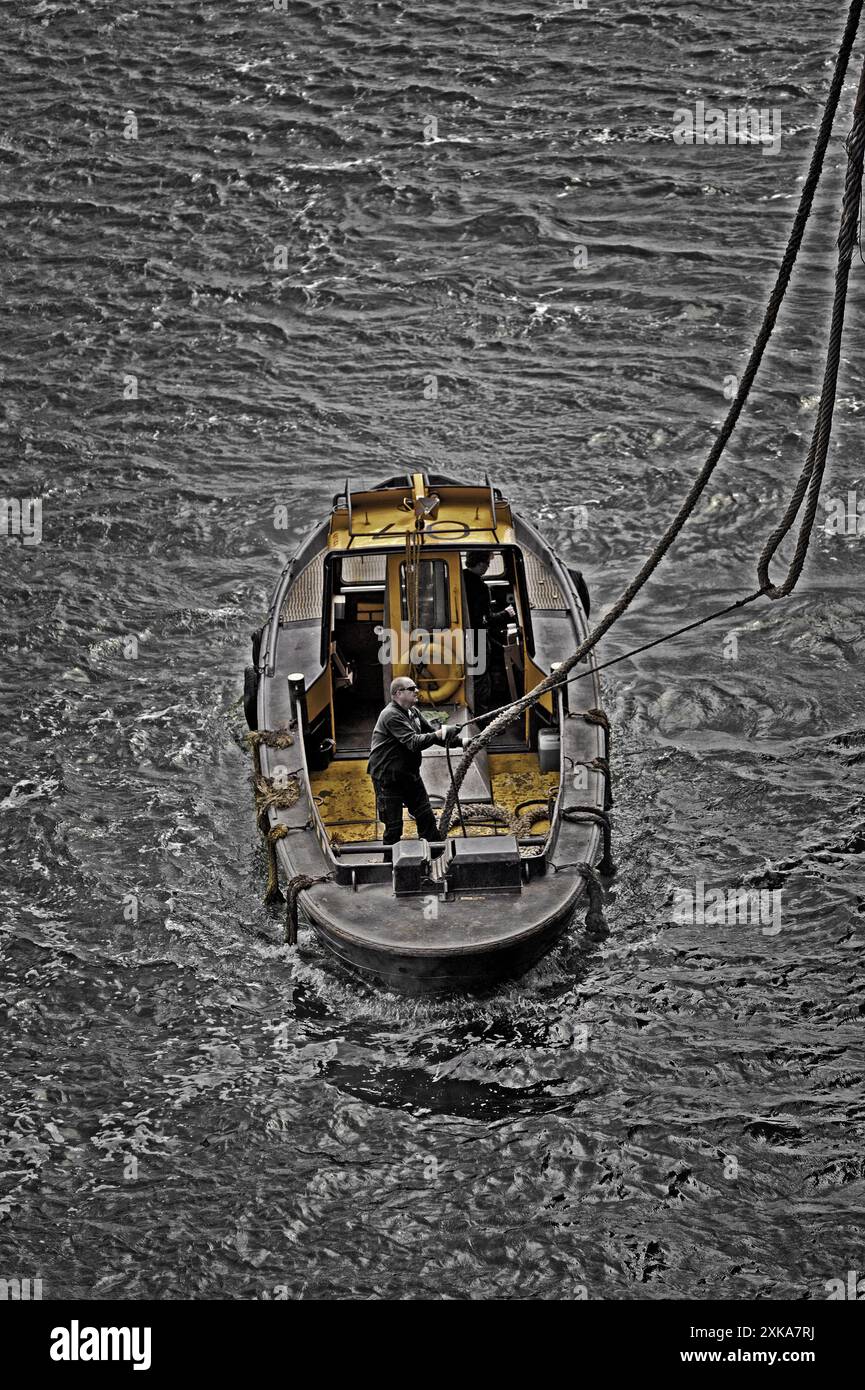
[
  {"left": 437, "top": 5, "right": 865, "bottom": 840},
  {"left": 444, "top": 799, "right": 554, "bottom": 840}
]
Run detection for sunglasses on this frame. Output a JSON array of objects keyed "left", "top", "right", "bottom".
[{"left": 398, "top": 686, "right": 418, "bottom": 693}]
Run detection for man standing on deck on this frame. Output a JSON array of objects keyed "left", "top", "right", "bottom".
[{"left": 368, "top": 678, "right": 458, "bottom": 846}]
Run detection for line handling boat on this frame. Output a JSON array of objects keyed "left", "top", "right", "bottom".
[
  {"left": 239, "top": 17, "right": 865, "bottom": 992},
  {"left": 244, "top": 472, "right": 612, "bottom": 993}
]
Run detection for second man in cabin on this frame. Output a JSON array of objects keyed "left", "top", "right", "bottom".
[
  {"left": 367, "top": 678, "right": 460, "bottom": 846},
  {"left": 462, "top": 552, "right": 516, "bottom": 715}
]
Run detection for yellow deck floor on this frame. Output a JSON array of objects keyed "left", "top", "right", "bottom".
[{"left": 310, "top": 754, "right": 558, "bottom": 844}]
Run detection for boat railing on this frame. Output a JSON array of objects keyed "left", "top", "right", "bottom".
[
  {"left": 282, "top": 705, "right": 395, "bottom": 885},
  {"left": 330, "top": 471, "right": 506, "bottom": 544},
  {"left": 261, "top": 555, "right": 295, "bottom": 678}
]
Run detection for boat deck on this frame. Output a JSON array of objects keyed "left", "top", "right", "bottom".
[{"left": 310, "top": 753, "right": 558, "bottom": 845}]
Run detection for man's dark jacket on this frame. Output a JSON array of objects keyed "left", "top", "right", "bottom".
[{"left": 367, "top": 700, "right": 439, "bottom": 782}]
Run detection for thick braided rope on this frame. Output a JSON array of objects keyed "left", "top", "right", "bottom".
[
  {"left": 758, "top": 98, "right": 865, "bottom": 595},
  {"left": 448, "top": 801, "right": 552, "bottom": 838},
  {"left": 437, "top": 5, "right": 864, "bottom": 839}
]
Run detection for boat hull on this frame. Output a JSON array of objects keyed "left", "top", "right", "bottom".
[{"left": 302, "top": 894, "right": 580, "bottom": 995}]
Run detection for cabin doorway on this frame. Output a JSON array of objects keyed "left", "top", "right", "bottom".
[
  {"left": 329, "top": 553, "right": 388, "bottom": 755},
  {"left": 327, "top": 547, "right": 530, "bottom": 760}
]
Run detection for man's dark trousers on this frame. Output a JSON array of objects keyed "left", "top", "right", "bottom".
[{"left": 374, "top": 773, "right": 439, "bottom": 845}]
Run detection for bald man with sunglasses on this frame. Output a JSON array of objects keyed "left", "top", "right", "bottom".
[{"left": 367, "top": 678, "right": 460, "bottom": 846}]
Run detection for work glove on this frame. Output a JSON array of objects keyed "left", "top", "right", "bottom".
[{"left": 444, "top": 724, "right": 463, "bottom": 747}]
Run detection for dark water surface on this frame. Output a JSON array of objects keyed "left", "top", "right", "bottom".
[{"left": 1, "top": 0, "right": 864, "bottom": 1299}]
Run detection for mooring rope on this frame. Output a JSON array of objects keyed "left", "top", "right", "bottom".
[
  {"left": 465, "top": 588, "right": 768, "bottom": 734},
  {"left": 757, "top": 63, "right": 865, "bottom": 596},
  {"left": 437, "top": 3, "right": 865, "bottom": 839}
]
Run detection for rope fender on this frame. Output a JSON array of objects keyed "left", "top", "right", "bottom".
[
  {"left": 555, "top": 861, "right": 608, "bottom": 940},
  {"left": 253, "top": 773, "right": 302, "bottom": 827},
  {"left": 570, "top": 755, "right": 613, "bottom": 811},
  {"left": 265, "top": 823, "right": 288, "bottom": 904},
  {"left": 284, "top": 873, "right": 332, "bottom": 945},
  {"left": 562, "top": 706, "right": 614, "bottom": 812},
  {"left": 562, "top": 806, "right": 616, "bottom": 877},
  {"left": 244, "top": 727, "right": 295, "bottom": 781},
  {"left": 578, "top": 863, "right": 608, "bottom": 940},
  {"left": 245, "top": 729, "right": 311, "bottom": 926}
]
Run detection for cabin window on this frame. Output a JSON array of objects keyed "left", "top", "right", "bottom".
[
  {"left": 462, "top": 550, "right": 505, "bottom": 577},
  {"left": 339, "top": 554, "right": 387, "bottom": 586},
  {"left": 400, "top": 560, "right": 450, "bottom": 630}
]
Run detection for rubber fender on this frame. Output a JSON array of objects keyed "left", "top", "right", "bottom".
[
  {"left": 243, "top": 665, "right": 259, "bottom": 731},
  {"left": 401, "top": 640, "right": 465, "bottom": 705},
  {"left": 568, "top": 567, "right": 591, "bottom": 618},
  {"left": 251, "top": 626, "right": 263, "bottom": 668},
  {"left": 419, "top": 676, "right": 464, "bottom": 705}
]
